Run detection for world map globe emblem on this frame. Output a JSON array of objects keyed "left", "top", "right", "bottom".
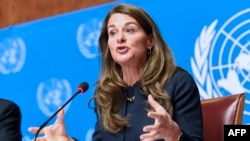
[
  {"left": 0, "top": 37, "right": 26, "bottom": 74},
  {"left": 76, "top": 19, "right": 102, "bottom": 59},
  {"left": 37, "top": 78, "right": 72, "bottom": 116},
  {"left": 209, "top": 9, "right": 250, "bottom": 117}
]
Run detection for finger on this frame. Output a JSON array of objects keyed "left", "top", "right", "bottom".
[
  {"left": 147, "top": 110, "right": 165, "bottom": 120},
  {"left": 140, "top": 130, "right": 159, "bottom": 140},
  {"left": 34, "top": 136, "right": 46, "bottom": 141},
  {"left": 148, "top": 95, "right": 165, "bottom": 112},
  {"left": 147, "top": 95, "right": 170, "bottom": 124},
  {"left": 55, "top": 107, "right": 65, "bottom": 124},
  {"left": 143, "top": 124, "right": 157, "bottom": 131},
  {"left": 29, "top": 127, "right": 46, "bottom": 135},
  {"left": 28, "top": 127, "right": 40, "bottom": 133}
]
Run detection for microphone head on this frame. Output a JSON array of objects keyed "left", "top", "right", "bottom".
[{"left": 77, "top": 82, "right": 89, "bottom": 93}]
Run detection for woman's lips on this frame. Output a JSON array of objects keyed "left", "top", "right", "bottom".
[{"left": 116, "top": 46, "right": 129, "bottom": 53}]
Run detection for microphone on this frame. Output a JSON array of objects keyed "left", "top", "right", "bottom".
[{"left": 34, "top": 82, "right": 89, "bottom": 141}]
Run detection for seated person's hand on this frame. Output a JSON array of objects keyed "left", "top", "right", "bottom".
[{"left": 28, "top": 108, "right": 74, "bottom": 141}]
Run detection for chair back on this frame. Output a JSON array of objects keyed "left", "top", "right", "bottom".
[{"left": 201, "top": 93, "right": 245, "bottom": 141}]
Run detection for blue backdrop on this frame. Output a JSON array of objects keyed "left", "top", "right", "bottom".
[{"left": 0, "top": 0, "right": 249, "bottom": 140}]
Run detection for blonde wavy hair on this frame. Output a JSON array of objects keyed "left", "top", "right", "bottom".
[{"left": 94, "top": 4, "right": 176, "bottom": 133}]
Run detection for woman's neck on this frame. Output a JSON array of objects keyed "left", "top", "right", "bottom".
[{"left": 122, "top": 66, "right": 144, "bottom": 86}]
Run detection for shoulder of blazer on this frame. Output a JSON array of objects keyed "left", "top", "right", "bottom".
[{"left": 175, "top": 66, "right": 186, "bottom": 72}]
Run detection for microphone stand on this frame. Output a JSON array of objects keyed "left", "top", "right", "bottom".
[{"left": 34, "top": 90, "right": 81, "bottom": 141}]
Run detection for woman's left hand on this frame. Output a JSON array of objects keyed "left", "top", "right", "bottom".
[{"left": 140, "top": 95, "right": 181, "bottom": 141}]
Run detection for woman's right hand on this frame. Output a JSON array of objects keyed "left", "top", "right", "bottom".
[{"left": 28, "top": 108, "right": 73, "bottom": 141}]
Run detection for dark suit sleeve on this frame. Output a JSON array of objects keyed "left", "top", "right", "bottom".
[
  {"left": 0, "top": 99, "right": 22, "bottom": 141},
  {"left": 168, "top": 70, "right": 203, "bottom": 141}
]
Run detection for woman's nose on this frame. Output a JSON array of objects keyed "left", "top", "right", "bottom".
[{"left": 117, "top": 33, "right": 126, "bottom": 43}]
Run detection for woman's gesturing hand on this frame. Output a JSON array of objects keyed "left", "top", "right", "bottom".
[{"left": 140, "top": 95, "right": 182, "bottom": 141}]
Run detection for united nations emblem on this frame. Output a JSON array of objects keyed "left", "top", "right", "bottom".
[
  {"left": 37, "top": 78, "right": 72, "bottom": 116},
  {"left": 0, "top": 37, "right": 26, "bottom": 74},
  {"left": 76, "top": 19, "right": 102, "bottom": 59},
  {"left": 191, "top": 8, "right": 250, "bottom": 122}
]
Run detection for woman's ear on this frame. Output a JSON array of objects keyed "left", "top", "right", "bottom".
[{"left": 147, "top": 34, "right": 154, "bottom": 49}]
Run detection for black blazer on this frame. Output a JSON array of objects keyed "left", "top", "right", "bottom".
[
  {"left": 92, "top": 67, "right": 203, "bottom": 141},
  {"left": 0, "top": 98, "right": 22, "bottom": 141}
]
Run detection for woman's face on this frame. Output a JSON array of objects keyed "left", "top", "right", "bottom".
[{"left": 107, "top": 13, "right": 153, "bottom": 67}]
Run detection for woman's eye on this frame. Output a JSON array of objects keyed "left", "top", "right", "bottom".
[
  {"left": 109, "top": 30, "right": 116, "bottom": 36},
  {"left": 126, "top": 28, "right": 135, "bottom": 33}
]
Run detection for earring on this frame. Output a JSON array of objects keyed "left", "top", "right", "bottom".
[{"left": 147, "top": 48, "right": 152, "bottom": 55}]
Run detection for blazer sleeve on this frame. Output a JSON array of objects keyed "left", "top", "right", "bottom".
[
  {"left": 0, "top": 99, "right": 22, "bottom": 141},
  {"left": 167, "top": 70, "right": 203, "bottom": 141}
]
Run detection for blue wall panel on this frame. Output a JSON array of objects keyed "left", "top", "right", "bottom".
[{"left": 0, "top": 0, "right": 249, "bottom": 140}]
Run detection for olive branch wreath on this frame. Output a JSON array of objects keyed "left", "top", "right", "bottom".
[{"left": 190, "top": 20, "right": 219, "bottom": 99}]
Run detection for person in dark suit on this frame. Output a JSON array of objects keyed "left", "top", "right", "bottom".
[
  {"left": 28, "top": 3, "right": 203, "bottom": 141},
  {"left": 0, "top": 98, "right": 22, "bottom": 141}
]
